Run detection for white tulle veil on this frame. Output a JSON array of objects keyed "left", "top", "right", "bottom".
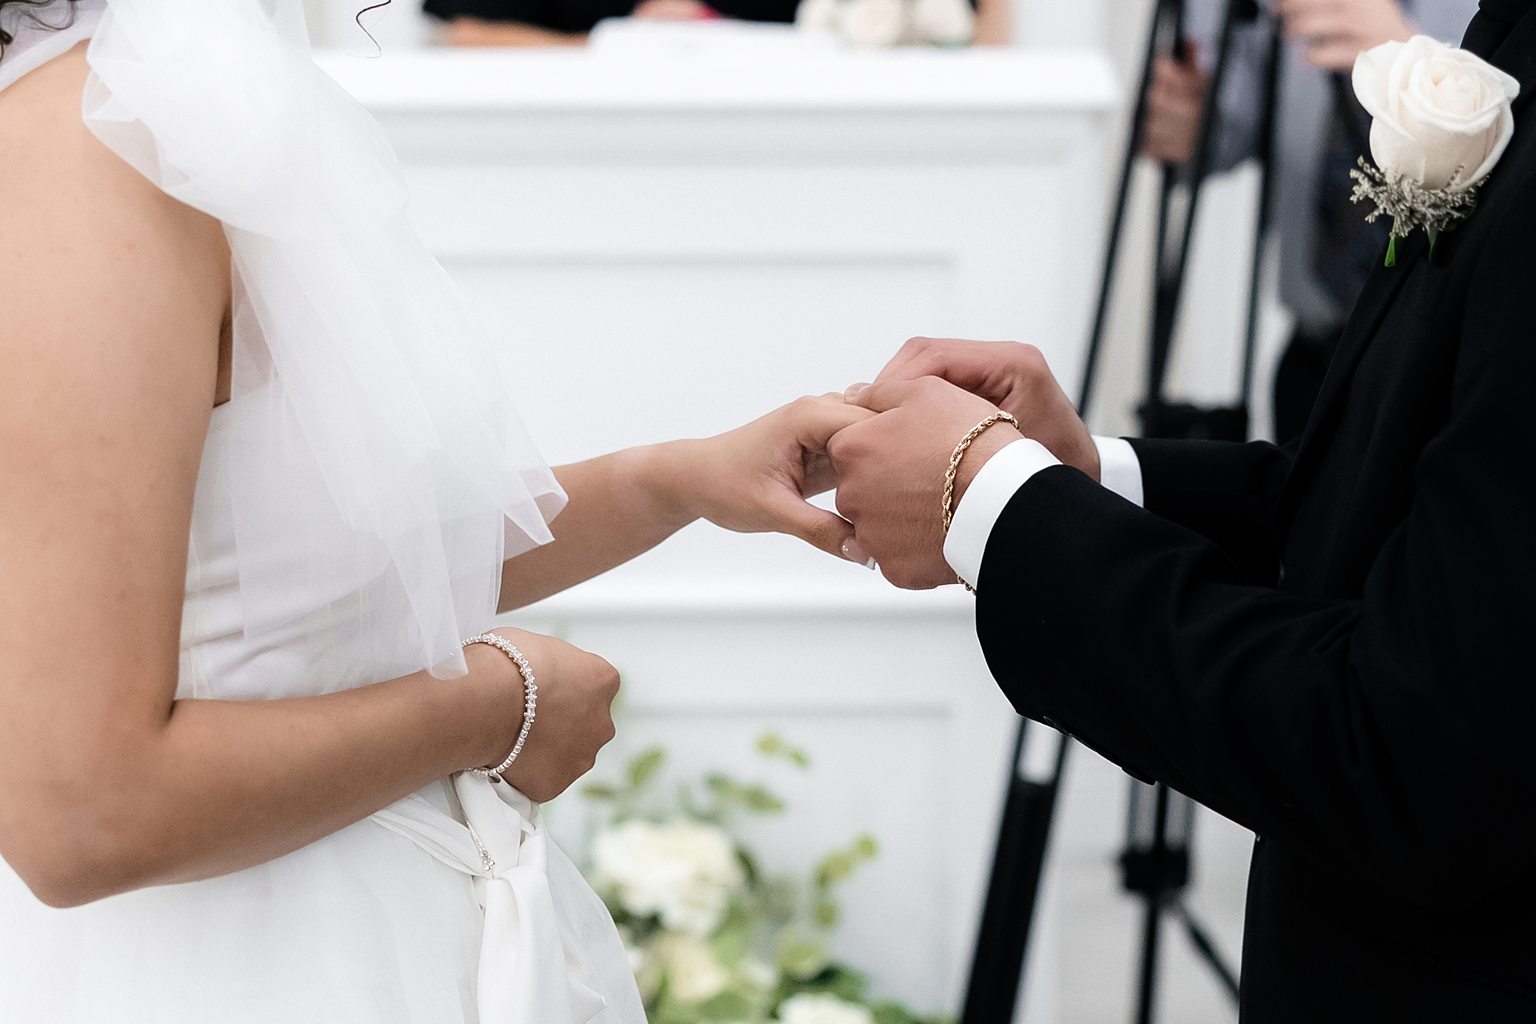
[{"left": 4, "top": 0, "right": 565, "bottom": 679}]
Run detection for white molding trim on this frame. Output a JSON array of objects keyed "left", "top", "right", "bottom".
[{"left": 317, "top": 47, "right": 1118, "bottom": 114}]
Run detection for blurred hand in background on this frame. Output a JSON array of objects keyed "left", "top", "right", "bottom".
[
  {"left": 1278, "top": 0, "right": 1413, "bottom": 71},
  {"left": 1142, "top": 42, "right": 1208, "bottom": 164}
]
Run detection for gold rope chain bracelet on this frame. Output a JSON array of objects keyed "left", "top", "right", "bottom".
[{"left": 941, "top": 410, "right": 1020, "bottom": 594}]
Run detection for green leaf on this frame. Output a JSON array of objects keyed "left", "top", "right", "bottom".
[
  {"left": 710, "top": 906, "right": 753, "bottom": 968},
  {"left": 872, "top": 1004, "right": 924, "bottom": 1024},
  {"left": 628, "top": 747, "right": 666, "bottom": 790},
  {"left": 815, "top": 835, "right": 878, "bottom": 889},
  {"left": 581, "top": 782, "right": 621, "bottom": 801},
  {"left": 696, "top": 990, "right": 754, "bottom": 1020},
  {"left": 756, "top": 877, "right": 798, "bottom": 922},
  {"left": 799, "top": 962, "right": 869, "bottom": 1002},
  {"left": 740, "top": 785, "right": 786, "bottom": 815},
  {"left": 776, "top": 931, "right": 828, "bottom": 980},
  {"left": 756, "top": 731, "right": 812, "bottom": 769},
  {"left": 812, "top": 896, "right": 840, "bottom": 929},
  {"left": 735, "top": 847, "right": 763, "bottom": 889},
  {"left": 815, "top": 852, "right": 855, "bottom": 888}
]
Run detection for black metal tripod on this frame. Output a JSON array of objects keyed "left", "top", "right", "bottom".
[{"left": 960, "top": 1, "right": 1284, "bottom": 1021}]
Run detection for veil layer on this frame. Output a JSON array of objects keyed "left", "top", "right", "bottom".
[{"left": 71, "top": 0, "right": 565, "bottom": 677}]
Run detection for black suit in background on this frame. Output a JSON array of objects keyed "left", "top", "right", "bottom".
[{"left": 976, "top": 1, "right": 1536, "bottom": 1018}]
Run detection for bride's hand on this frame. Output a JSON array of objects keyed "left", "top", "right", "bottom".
[
  {"left": 466, "top": 628, "right": 620, "bottom": 802},
  {"left": 661, "top": 395, "right": 877, "bottom": 565}
]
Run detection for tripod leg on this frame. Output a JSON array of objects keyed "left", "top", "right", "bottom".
[
  {"left": 1151, "top": 0, "right": 1255, "bottom": 403},
  {"left": 1174, "top": 902, "right": 1242, "bottom": 1001},
  {"left": 1079, "top": 0, "right": 1178, "bottom": 416},
  {"left": 1239, "top": 17, "right": 1285, "bottom": 414},
  {"left": 960, "top": 722, "right": 1069, "bottom": 1024},
  {"left": 1132, "top": 782, "right": 1172, "bottom": 1024},
  {"left": 1147, "top": 7, "right": 1188, "bottom": 406}
]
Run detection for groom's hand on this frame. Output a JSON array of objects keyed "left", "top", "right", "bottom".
[
  {"left": 873, "top": 337, "right": 1099, "bottom": 483},
  {"left": 829, "top": 377, "right": 1021, "bottom": 589}
]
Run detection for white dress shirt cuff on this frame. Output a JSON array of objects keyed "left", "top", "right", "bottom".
[
  {"left": 1094, "top": 435, "right": 1145, "bottom": 508},
  {"left": 943, "top": 438, "right": 1060, "bottom": 590},
  {"left": 941, "top": 436, "right": 1147, "bottom": 591}
]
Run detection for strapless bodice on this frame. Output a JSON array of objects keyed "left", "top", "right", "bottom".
[{"left": 177, "top": 403, "right": 431, "bottom": 702}]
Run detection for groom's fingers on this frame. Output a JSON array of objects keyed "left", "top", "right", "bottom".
[
  {"left": 872, "top": 336, "right": 993, "bottom": 390},
  {"left": 791, "top": 394, "right": 876, "bottom": 450},
  {"left": 845, "top": 376, "right": 937, "bottom": 414},
  {"left": 871, "top": 336, "right": 945, "bottom": 385}
]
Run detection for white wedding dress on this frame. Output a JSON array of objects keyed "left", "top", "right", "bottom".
[{"left": 0, "top": 2, "right": 644, "bottom": 1021}]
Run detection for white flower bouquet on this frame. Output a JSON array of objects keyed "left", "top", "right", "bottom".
[
  {"left": 576, "top": 735, "right": 950, "bottom": 1024},
  {"left": 794, "top": 0, "right": 973, "bottom": 49}
]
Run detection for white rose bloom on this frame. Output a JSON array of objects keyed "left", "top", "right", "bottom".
[
  {"left": 1352, "top": 34, "right": 1520, "bottom": 192},
  {"left": 656, "top": 934, "right": 732, "bottom": 1005},
  {"left": 591, "top": 819, "right": 745, "bottom": 937},
  {"left": 909, "top": 0, "right": 971, "bottom": 45},
  {"left": 778, "top": 993, "right": 877, "bottom": 1024},
  {"left": 796, "top": 0, "right": 844, "bottom": 35},
  {"left": 840, "top": 0, "right": 905, "bottom": 49}
]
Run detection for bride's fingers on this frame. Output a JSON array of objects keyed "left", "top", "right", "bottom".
[
  {"left": 762, "top": 488, "right": 873, "bottom": 565},
  {"left": 802, "top": 450, "right": 839, "bottom": 496}
]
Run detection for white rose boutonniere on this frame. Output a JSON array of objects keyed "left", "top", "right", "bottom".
[{"left": 1350, "top": 35, "right": 1520, "bottom": 265}]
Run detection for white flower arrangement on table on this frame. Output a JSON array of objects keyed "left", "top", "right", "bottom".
[
  {"left": 577, "top": 734, "right": 950, "bottom": 1024},
  {"left": 1349, "top": 34, "right": 1520, "bottom": 265},
  {"left": 794, "top": 0, "right": 973, "bottom": 49}
]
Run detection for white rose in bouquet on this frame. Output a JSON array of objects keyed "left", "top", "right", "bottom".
[
  {"left": 592, "top": 819, "right": 745, "bottom": 937},
  {"left": 777, "top": 992, "right": 878, "bottom": 1024},
  {"left": 840, "top": 0, "right": 905, "bottom": 48},
  {"left": 909, "top": 0, "right": 971, "bottom": 46},
  {"left": 1352, "top": 35, "right": 1519, "bottom": 191},
  {"left": 654, "top": 934, "right": 732, "bottom": 1005}
]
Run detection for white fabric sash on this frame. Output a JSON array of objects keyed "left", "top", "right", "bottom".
[{"left": 371, "top": 777, "right": 645, "bottom": 1024}]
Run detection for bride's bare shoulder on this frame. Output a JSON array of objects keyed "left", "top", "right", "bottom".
[
  {"left": 0, "top": 41, "right": 228, "bottom": 363},
  {"left": 0, "top": 40, "right": 227, "bottom": 280},
  {"left": 0, "top": 42, "right": 101, "bottom": 173}
]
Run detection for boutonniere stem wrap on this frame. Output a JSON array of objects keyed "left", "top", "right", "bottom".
[{"left": 1348, "top": 35, "right": 1520, "bottom": 266}]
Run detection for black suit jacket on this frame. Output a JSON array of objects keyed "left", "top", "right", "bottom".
[{"left": 976, "top": 3, "right": 1536, "bottom": 1018}]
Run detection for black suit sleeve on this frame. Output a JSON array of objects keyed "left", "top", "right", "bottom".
[
  {"left": 1128, "top": 437, "right": 1294, "bottom": 583},
  {"left": 978, "top": 219, "right": 1536, "bottom": 904}
]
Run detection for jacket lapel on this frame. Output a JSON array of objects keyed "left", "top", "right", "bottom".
[
  {"left": 1492, "top": 7, "right": 1536, "bottom": 119},
  {"left": 1277, "top": 242, "right": 1419, "bottom": 518}
]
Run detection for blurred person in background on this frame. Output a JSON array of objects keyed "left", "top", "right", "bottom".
[
  {"left": 424, "top": 0, "right": 802, "bottom": 46},
  {"left": 426, "top": 0, "right": 1006, "bottom": 48},
  {"left": 1143, "top": 0, "right": 1477, "bottom": 442}
]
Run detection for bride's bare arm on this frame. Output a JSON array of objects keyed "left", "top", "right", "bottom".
[
  {"left": 496, "top": 397, "right": 876, "bottom": 611},
  {"left": 0, "top": 50, "right": 616, "bottom": 909}
]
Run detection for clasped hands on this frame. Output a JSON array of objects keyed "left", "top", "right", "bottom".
[
  {"left": 493, "top": 338, "right": 1094, "bottom": 801},
  {"left": 695, "top": 338, "right": 1098, "bottom": 591}
]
